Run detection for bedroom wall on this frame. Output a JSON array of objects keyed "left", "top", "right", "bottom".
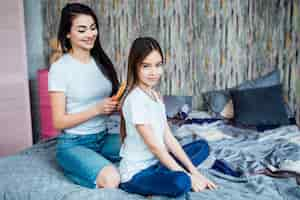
[
  {"left": 0, "top": 0, "right": 33, "bottom": 156},
  {"left": 41, "top": 0, "right": 300, "bottom": 110}
]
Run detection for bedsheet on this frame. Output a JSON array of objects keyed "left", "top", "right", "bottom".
[{"left": 0, "top": 123, "right": 299, "bottom": 200}]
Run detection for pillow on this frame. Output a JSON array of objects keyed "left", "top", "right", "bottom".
[
  {"left": 237, "top": 69, "right": 280, "bottom": 90},
  {"left": 163, "top": 96, "right": 192, "bottom": 118},
  {"left": 202, "top": 90, "right": 231, "bottom": 118},
  {"left": 203, "top": 69, "right": 281, "bottom": 118},
  {"left": 230, "top": 84, "right": 289, "bottom": 126}
]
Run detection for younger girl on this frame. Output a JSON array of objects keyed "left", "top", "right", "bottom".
[{"left": 118, "top": 37, "right": 222, "bottom": 197}]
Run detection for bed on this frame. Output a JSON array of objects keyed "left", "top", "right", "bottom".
[
  {"left": 0, "top": 112, "right": 299, "bottom": 200},
  {"left": 1, "top": 70, "right": 300, "bottom": 200}
]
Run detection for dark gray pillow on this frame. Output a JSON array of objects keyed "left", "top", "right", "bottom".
[
  {"left": 163, "top": 96, "right": 192, "bottom": 118},
  {"left": 230, "top": 85, "right": 289, "bottom": 126},
  {"left": 203, "top": 69, "right": 281, "bottom": 117}
]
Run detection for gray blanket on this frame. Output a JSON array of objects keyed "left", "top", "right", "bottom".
[{"left": 0, "top": 124, "right": 299, "bottom": 200}]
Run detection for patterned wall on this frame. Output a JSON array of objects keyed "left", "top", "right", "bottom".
[{"left": 42, "top": 0, "right": 300, "bottom": 110}]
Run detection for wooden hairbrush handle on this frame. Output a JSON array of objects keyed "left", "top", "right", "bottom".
[{"left": 112, "top": 82, "right": 126, "bottom": 101}]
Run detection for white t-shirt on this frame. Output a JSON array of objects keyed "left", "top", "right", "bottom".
[
  {"left": 119, "top": 87, "right": 168, "bottom": 182},
  {"left": 48, "top": 54, "right": 112, "bottom": 135}
]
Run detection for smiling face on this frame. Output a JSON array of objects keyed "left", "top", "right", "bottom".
[
  {"left": 137, "top": 50, "right": 163, "bottom": 89},
  {"left": 67, "top": 14, "right": 98, "bottom": 52}
]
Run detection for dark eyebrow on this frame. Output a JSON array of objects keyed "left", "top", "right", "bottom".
[
  {"left": 76, "top": 23, "right": 96, "bottom": 29},
  {"left": 77, "top": 25, "right": 87, "bottom": 29},
  {"left": 141, "top": 60, "right": 162, "bottom": 65}
]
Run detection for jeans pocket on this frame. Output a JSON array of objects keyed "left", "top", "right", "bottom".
[{"left": 57, "top": 133, "right": 82, "bottom": 150}]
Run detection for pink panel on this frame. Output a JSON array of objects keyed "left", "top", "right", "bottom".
[
  {"left": 0, "top": 0, "right": 33, "bottom": 156},
  {"left": 37, "top": 69, "right": 59, "bottom": 139}
]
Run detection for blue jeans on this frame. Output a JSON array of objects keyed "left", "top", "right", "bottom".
[
  {"left": 56, "top": 131, "right": 121, "bottom": 188},
  {"left": 119, "top": 140, "right": 209, "bottom": 197}
]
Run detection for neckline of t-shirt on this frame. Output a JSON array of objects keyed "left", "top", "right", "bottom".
[
  {"left": 66, "top": 53, "right": 95, "bottom": 65},
  {"left": 136, "top": 87, "right": 162, "bottom": 105}
]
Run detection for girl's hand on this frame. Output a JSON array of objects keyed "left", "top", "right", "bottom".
[
  {"left": 189, "top": 174, "right": 207, "bottom": 192},
  {"left": 189, "top": 171, "right": 217, "bottom": 192},
  {"left": 95, "top": 97, "right": 118, "bottom": 115}
]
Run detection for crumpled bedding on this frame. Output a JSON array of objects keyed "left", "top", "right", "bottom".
[{"left": 0, "top": 121, "right": 299, "bottom": 200}]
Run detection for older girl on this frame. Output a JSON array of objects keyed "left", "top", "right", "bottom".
[{"left": 49, "top": 3, "right": 120, "bottom": 189}]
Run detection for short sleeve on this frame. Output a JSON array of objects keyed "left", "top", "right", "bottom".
[
  {"left": 161, "top": 103, "right": 168, "bottom": 123},
  {"left": 48, "top": 62, "right": 68, "bottom": 92},
  {"left": 123, "top": 94, "right": 150, "bottom": 124}
]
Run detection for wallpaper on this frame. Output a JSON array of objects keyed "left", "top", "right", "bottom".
[{"left": 42, "top": 0, "right": 300, "bottom": 110}]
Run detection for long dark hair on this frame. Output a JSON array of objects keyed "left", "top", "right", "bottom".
[
  {"left": 120, "top": 37, "right": 164, "bottom": 143},
  {"left": 57, "top": 3, "right": 119, "bottom": 95}
]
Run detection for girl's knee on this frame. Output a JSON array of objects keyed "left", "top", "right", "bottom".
[{"left": 96, "top": 165, "right": 120, "bottom": 188}]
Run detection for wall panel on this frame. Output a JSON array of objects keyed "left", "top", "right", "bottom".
[{"left": 42, "top": 0, "right": 300, "bottom": 110}]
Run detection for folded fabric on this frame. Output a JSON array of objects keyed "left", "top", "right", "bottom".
[
  {"left": 259, "top": 164, "right": 300, "bottom": 185},
  {"left": 279, "top": 160, "right": 300, "bottom": 174},
  {"left": 174, "top": 123, "right": 232, "bottom": 141}
]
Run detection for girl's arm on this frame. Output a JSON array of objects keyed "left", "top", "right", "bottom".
[
  {"left": 135, "top": 124, "right": 187, "bottom": 172},
  {"left": 163, "top": 122, "right": 217, "bottom": 190},
  {"left": 163, "top": 121, "right": 199, "bottom": 174},
  {"left": 136, "top": 123, "right": 217, "bottom": 191},
  {"left": 49, "top": 92, "right": 118, "bottom": 130},
  {"left": 154, "top": 90, "right": 200, "bottom": 173}
]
